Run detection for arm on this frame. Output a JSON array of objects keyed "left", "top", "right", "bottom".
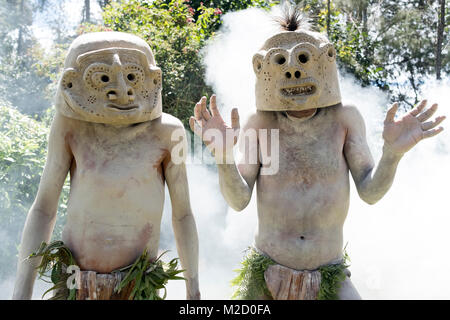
[
  {"left": 189, "top": 95, "right": 259, "bottom": 211},
  {"left": 344, "top": 101, "right": 445, "bottom": 205},
  {"left": 12, "top": 113, "right": 72, "bottom": 299},
  {"left": 165, "top": 127, "right": 200, "bottom": 300}
]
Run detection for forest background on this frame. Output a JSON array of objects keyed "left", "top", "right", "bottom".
[{"left": 0, "top": 0, "right": 448, "bottom": 292}]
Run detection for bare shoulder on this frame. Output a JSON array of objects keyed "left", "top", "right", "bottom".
[
  {"left": 150, "top": 113, "right": 184, "bottom": 133},
  {"left": 151, "top": 112, "right": 186, "bottom": 146},
  {"left": 158, "top": 112, "right": 185, "bottom": 130},
  {"left": 53, "top": 111, "right": 80, "bottom": 132},
  {"left": 152, "top": 112, "right": 184, "bottom": 133},
  {"left": 335, "top": 103, "right": 366, "bottom": 131},
  {"left": 243, "top": 110, "right": 277, "bottom": 130}
]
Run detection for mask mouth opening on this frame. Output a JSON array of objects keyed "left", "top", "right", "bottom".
[
  {"left": 280, "top": 84, "right": 316, "bottom": 97},
  {"left": 106, "top": 103, "right": 139, "bottom": 111}
]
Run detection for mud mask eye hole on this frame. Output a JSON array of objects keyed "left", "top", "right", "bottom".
[
  {"left": 328, "top": 48, "right": 334, "bottom": 58},
  {"left": 298, "top": 53, "right": 309, "bottom": 64},
  {"left": 123, "top": 64, "right": 145, "bottom": 87},
  {"left": 101, "top": 75, "right": 110, "bottom": 83},
  {"left": 275, "top": 54, "right": 286, "bottom": 65}
]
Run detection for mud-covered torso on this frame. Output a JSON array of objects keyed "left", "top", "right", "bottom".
[
  {"left": 254, "top": 105, "right": 350, "bottom": 270},
  {"left": 61, "top": 118, "right": 169, "bottom": 273}
]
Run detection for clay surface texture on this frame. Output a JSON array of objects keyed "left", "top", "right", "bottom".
[{"left": 253, "top": 30, "right": 341, "bottom": 112}]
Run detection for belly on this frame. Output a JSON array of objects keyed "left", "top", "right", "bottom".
[
  {"left": 62, "top": 169, "right": 165, "bottom": 273},
  {"left": 255, "top": 169, "right": 350, "bottom": 270}
]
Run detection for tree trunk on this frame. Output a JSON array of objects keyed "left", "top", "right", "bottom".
[
  {"left": 436, "top": 0, "right": 445, "bottom": 80},
  {"left": 98, "top": 0, "right": 111, "bottom": 9},
  {"left": 327, "top": 0, "right": 331, "bottom": 37},
  {"left": 84, "top": 0, "right": 91, "bottom": 23},
  {"left": 17, "top": 0, "right": 24, "bottom": 55},
  {"left": 362, "top": 2, "right": 368, "bottom": 34}
]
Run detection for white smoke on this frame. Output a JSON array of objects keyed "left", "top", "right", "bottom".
[
  {"left": 4, "top": 5, "right": 449, "bottom": 301},
  {"left": 163, "top": 6, "right": 450, "bottom": 300}
]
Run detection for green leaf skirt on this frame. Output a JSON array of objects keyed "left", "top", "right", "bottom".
[
  {"left": 28, "top": 241, "right": 185, "bottom": 300},
  {"left": 231, "top": 247, "right": 350, "bottom": 300}
]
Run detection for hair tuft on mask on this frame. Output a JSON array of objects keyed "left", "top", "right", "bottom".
[{"left": 274, "top": 3, "right": 310, "bottom": 32}]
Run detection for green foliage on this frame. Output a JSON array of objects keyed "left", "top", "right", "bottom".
[
  {"left": 0, "top": 101, "right": 69, "bottom": 280},
  {"left": 317, "top": 250, "right": 349, "bottom": 300},
  {"left": 27, "top": 240, "right": 77, "bottom": 300},
  {"left": 34, "top": 42, "right": 71, "bottom": 105},
  {"left": 300, "top": 0, "right": 450, "bottom": 106},
  {"left": 189, "top": 0, "right": 274, "bottom": 11},
  {"left": 0, "top": 0, "right": 53, "bottom": 117},
  {"left": 232, "top": 247, "right": 350, "bottom": 300},
  {"left": 230, "top": 248, "right": 275, "bottom": 300},
  {"left": 114, "top": 249, "right": 185, "bottom": 300}
]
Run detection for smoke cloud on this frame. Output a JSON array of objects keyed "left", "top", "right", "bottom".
[
  {"left": 2, "top": 5, "right": 448, "bottom": 300},
  {"left": 162, "top": 6, "right": 450, "bottom": 299}
]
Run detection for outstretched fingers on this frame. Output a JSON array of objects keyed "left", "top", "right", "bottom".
[
  {"left": 209, "top": 94, "right": 221, "bottom": 118},
  {"left": 417, "top": 103, "right": 438, "bottom": 122},
  {"left": 201, "top": 96, "right": 211, "bottom": 121},
  {"left": 410, "top": 100, "right": 427, "bottom": 117},
  {"left": 189, "top": 116, "right": 203, "bottom": 137},
  {"left": 385, "top": 102, "right": 398, "bottom": 123},
  {"left": 194, "top": 100, "right": 204, "bottom": 121},
  {"left": 421, "top": 115, "right": 446, "bottom": 131},
  {"left": 231, "top": 108, "right": 240, "bottom": 145},
  {"left": 231, "top": 108, "right": 240, "bottom": 130},
  {"left": 422, "top": 126, "right": 444, "bottom": 139}
]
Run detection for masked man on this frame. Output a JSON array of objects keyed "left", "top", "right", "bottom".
[
  {"left": 190, "top": 7, "right": 445, "bottom": 300},
  {"left": 13, "top": 32, "right": 200, "bottom": 300}
]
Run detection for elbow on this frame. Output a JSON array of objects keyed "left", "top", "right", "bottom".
[
  {"left": 229, "top": 201, "right": 248, "bottom": 212},
  {"left": 363, "top": 198, "right": 379, "bottom": 205},
  {"left": 229, "top": 195, "right": 251, "bottom": 212},
  {"left": 220, "top": 185, "right": 251, "bottom": 212},
  {"left": 29, "top": 203, "right": 57, "bottom": 222},
  {"left": 358, "top": 191, "right": 380, "bottom": 205}
]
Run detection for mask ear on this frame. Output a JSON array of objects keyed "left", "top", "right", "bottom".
[
  {"left": 149, "top": 66, "right": 162, "bottom": 90},
  {"left": 61, "top": 68, "right": 78, "bottom": 90},
  {"left": 252, "top": 53, "right": 264, "bottom": 75}
]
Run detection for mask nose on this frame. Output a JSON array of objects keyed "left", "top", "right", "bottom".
[
  {"left": 285, "top": 70, "right": 301, "bottom": 79},
  {"left": 106, "top": 54, "right": 134, "bottom": 104},
  {"left": 106, "top": 72, "right": 134, "bottom": 104}
]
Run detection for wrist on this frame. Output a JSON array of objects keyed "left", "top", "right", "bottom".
[
  {"left": 214, "top": 150, "right": 235, "bottom": 165},
  {"left": 382, "top": 143, "right": 404, "bottom": 162}
]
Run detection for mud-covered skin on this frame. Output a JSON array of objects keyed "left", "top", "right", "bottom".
[
  {"left": 13, "top": 33, "right": 199, "bottom": 300},
  {"left": 13, "top": 112, "right": 200, "bottom": 299},
  {"left": 254, "top": 107, "right": 350, "bottom": 271},
  {"left": 190, "top": 94, "right": 444, "bottom": 299},
  {"left": 62, "top": 116, "right": 171, "bottom": 272}
]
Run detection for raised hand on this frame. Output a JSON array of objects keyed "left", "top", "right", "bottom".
[
  {"left": 189, "top": 95, "right": 240, "bottom": 163},
  {"left": 383, "top": 100, "right": 445, "bottom": 155}
]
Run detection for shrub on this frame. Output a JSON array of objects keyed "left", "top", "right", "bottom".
[{"left": 0, "top": 101, "right": 68, "bottom": 280}]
